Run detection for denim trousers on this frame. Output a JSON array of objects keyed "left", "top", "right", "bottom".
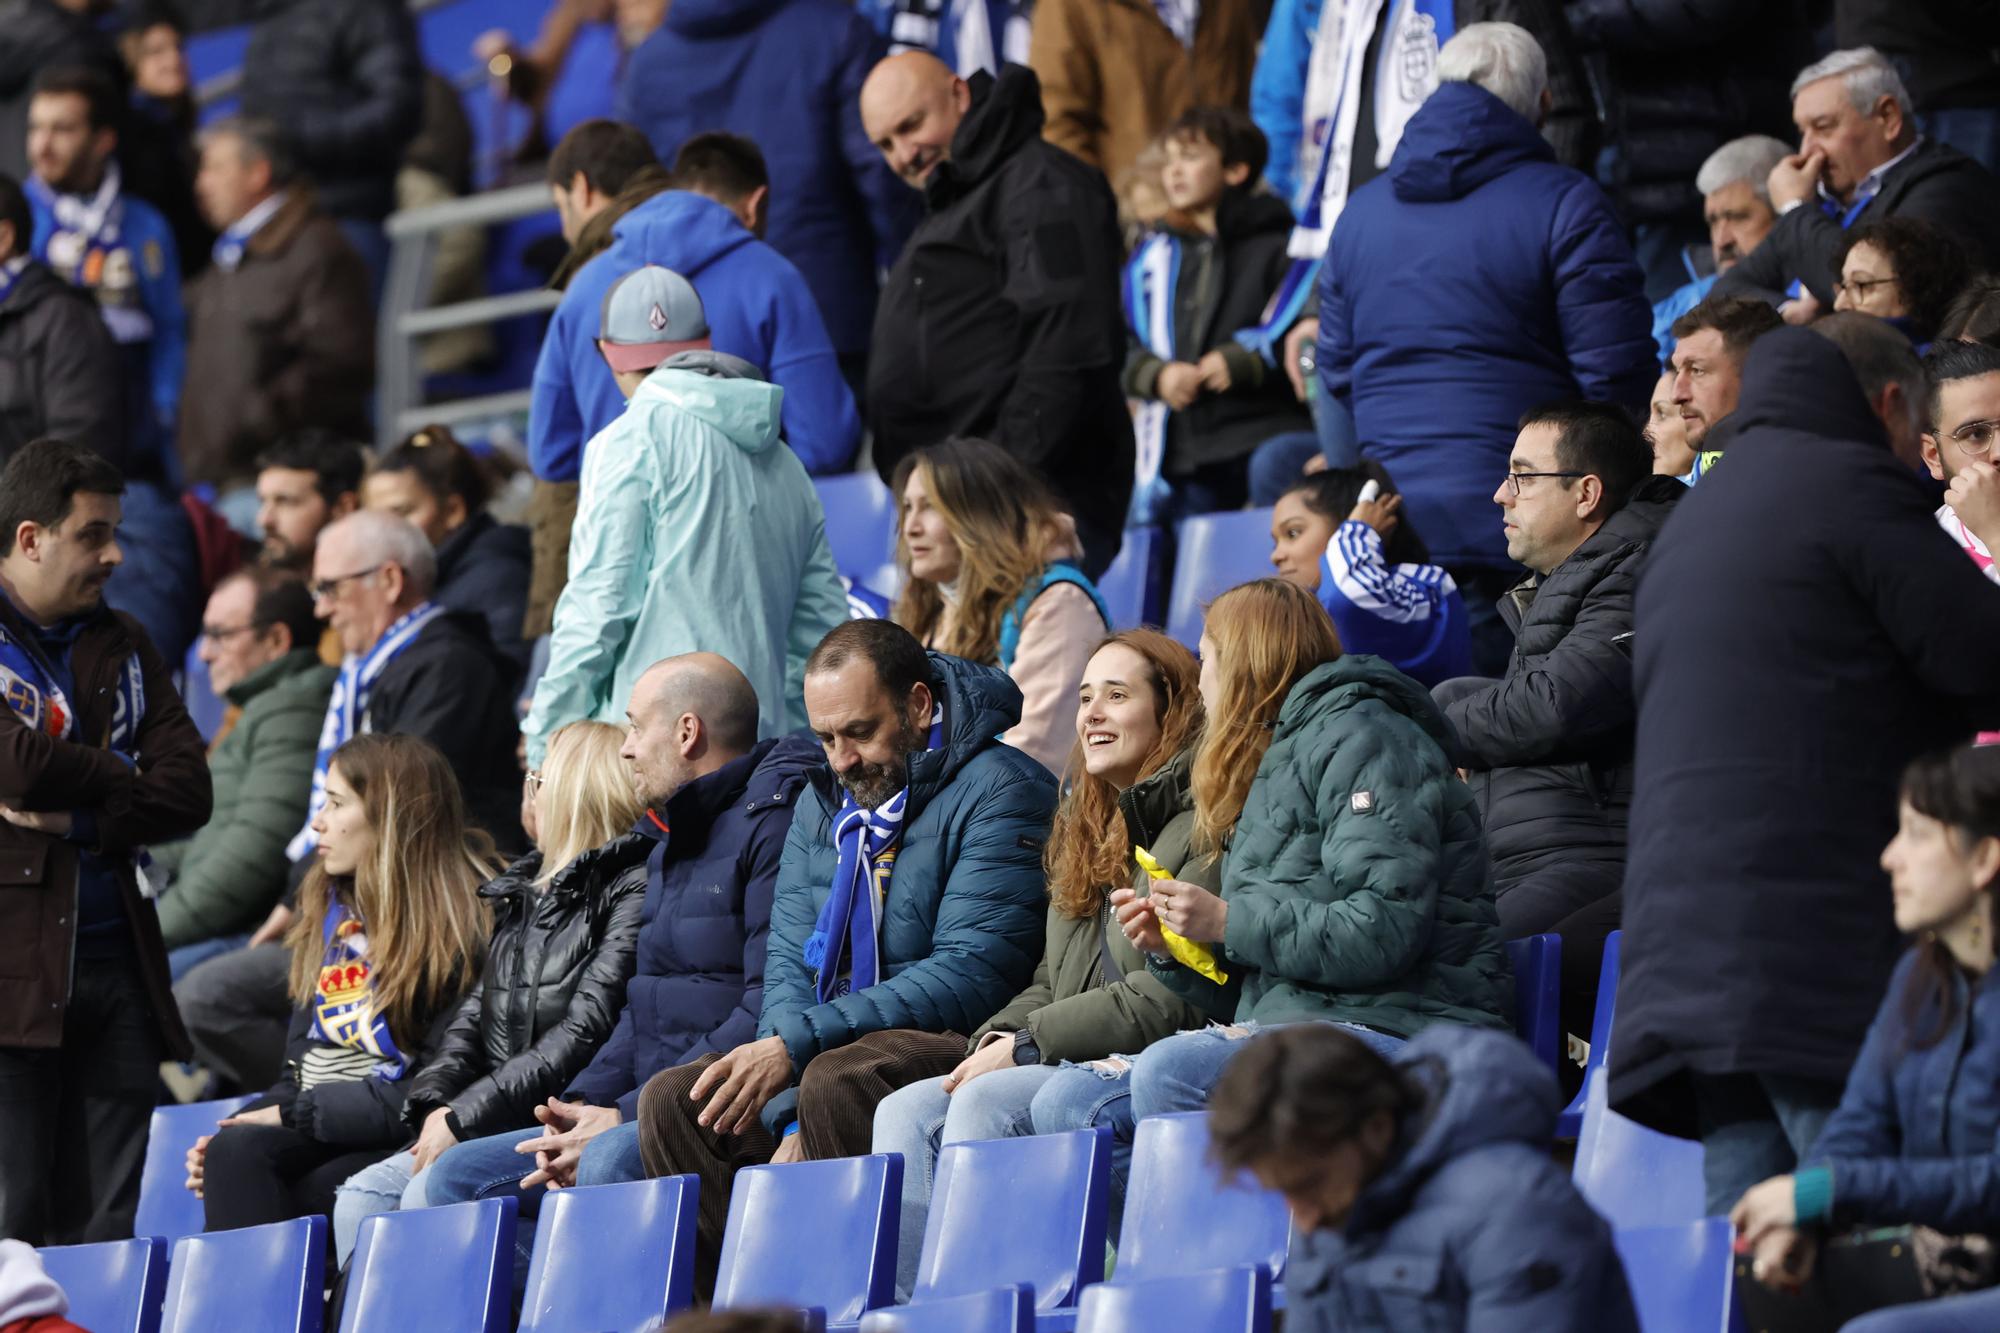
[
  {"left": 420, "top": 1119, "right": 647, "bottom": 1274},
  {"left": 330, "top": 1149, "right": 432, "bottom": 1266},
  {"left": 1693, "top": 1071, "right": 1844, "bottom": 1216},
  {"left": 1843, "top": 1288, "right": 2000, "bottom": 1332}
]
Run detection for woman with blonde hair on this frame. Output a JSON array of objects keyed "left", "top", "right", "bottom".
[
  {"left": 893, "top": 437, "right": 1112, "bottom": 773},
  {"left": 322, "top": 721, "right": 649, "bottom": 1262}
]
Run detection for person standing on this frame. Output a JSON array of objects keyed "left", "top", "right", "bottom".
[{"left": 0, "top": 172, "right": 124, "bottom": 467}]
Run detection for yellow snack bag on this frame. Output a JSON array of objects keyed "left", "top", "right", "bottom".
[{"left": 1131, "top": 846, "right": 1228, "bottom": 985}]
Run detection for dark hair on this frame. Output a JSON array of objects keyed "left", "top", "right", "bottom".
[
  {"left": 255, "top": 429, "right": 368, "bottom": 507},
  {"left": 1670, "top": 294, "right": 1783, "bottom": 359},
  {"left": 805, "top": 619, "right": 934, "bottom": 704},
  {"left": 1283, "top": 459, "right": 1431, "bottom": 565},
  {"left": 670, "top": 132, "right": 769, "bottom": 203},
  {"left": 548, "top": 119, "right": 660, "bottom": 197},
  {"left": 1840, "top": 217, "right": 1976, "bottom": 343},
  {"left": 0, "top": 439, "right": 125, "bottom": 557},
  {"left": 1937, "top": 282, "right": 2000, "bottom": 349},
  {"left": 371, "top": 426, "right": 492, "bottom": 513},
  {"left": 0, "top": 174, "right": 28, "bottom": 260},
  {"left": 1811, "top": 310, "right": 1928, "bottom": 406},
  {"left": 203, "top": 115, "right": 297, "bottom": 188},
  {"left": 1517, "top": 401, "right": 1652, "bottom": 514},
  {"left": 1207, "top": 1025, "right": 1425, "bottom": 1176},
  {"left": 222, "top": 565, "right": 319, "bottom": 652},
  {"left": 1897, "top": 743, "right": 2000, "bottom": 1051},
  {"left": 1164, "top": 105, "right": 1268, "bottom": 185},
  {"left": 1922, "top": 339, "right": 2000, "bottom": 429},
  {"left": 31, "top": 66, "right": 120, "bottom": 135}
]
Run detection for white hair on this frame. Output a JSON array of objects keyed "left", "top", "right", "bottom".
[
  {"left": 328, "top": 509, "right": 437, "bottom": 599},
  {"left": 1694, "top": 135, "right": 1793, "bottom": 203},
  {"left": 1437, "top": 22, "right": 1549, "bottom": 123},
  {"left": 1790, "top": 46, "right": 1912, "bottom": 118}
]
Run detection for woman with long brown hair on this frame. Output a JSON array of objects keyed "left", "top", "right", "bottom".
[
  {"left": 185, "top": 733, "right": 497, "bottom": 1233},
  {"left": 870, "top": 628, "right": 1233, "bottom": 1295},
  {"left": 892, "top": 437, "right": 1112, "bottom": 773}
]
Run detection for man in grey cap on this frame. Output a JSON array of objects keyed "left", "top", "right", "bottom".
[{"left": 524, "top": 265, "right": 847, "bottom": 766}]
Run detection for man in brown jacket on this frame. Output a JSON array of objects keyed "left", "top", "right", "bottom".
[
  {"left": 0, "top": 439, "right": 212, "bottom": 1244},
  {"left": 178, "top": 117, "right": 373, "bottom": 499}
]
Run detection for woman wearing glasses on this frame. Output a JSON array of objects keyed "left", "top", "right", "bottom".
[{"left": 1833, "top": 217, "right": 1975, "bottom": 349}]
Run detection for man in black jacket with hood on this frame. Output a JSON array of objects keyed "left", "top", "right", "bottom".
[
  {"left": 860, "top": 53, "right": 1133, "bottom": 576},
  {"left": 1612, "top": 315, "right": 2000, "bottom": 1216},
  {"left": 0, "top": 173, "right": 124, "bottom": 467}
]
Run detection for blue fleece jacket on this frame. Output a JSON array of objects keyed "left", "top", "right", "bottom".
[{"left": 528, "top": 189, "right": 861, "bottom": 483}]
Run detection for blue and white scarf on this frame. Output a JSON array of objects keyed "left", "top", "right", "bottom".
[
  {"left": 0, "top": 255, "right": 27, "bottom": 306},
  {"left": 211, "top": 191, "right": 287, "bottom": 273},
  {"left": 877, "top": 0, "right": 1031, "bottom": 74},
  {"left": 27, "top": 163, "right": 152, "bottom": 344},
  {"left": 287, "top": 602, "right": 444, "bottom": 861},
  {"left": 1150, "top": 0, "right": 1200, "bottom": 48},
  {"left": 0, "top": 614, "right": 143, "bottom": 756},
  {"left": 1122, "top": 232, "right": 1181, "bottom": 525}
]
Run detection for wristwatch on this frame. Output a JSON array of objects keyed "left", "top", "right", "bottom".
[{"left": 1011, "top": 1030, "right": 1042, "bottom": 1067}]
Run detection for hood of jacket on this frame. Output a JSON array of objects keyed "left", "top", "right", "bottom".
[
  {"left": 662, "top": 0, "right": 789, "bottom": 37},
  {"left": 1706, "top": 325, "right": 1890, "bottom": 453},
  {"left": 627, "top": 356, "right": 783, "bottom": 454},
  {"left": 1390, "top": 81, "right": 1557, "bottom": 204},
  {"left": 1119, "top": 744, "right": 1195, "bottom": 850},
  {"left": 929, "top": 64, "right": 1047, "bottom": 206},
  {"left": 1277, "top": 654, "right": 1457, "bottom": 757},
  {"left": 436, "top": 511, "right": 529, "bottom": 587},
  {"left": 806, "top": 651, "right": 1026, "bottom": 814},
  {"left": 609, "top": 189, "right": 756, "bottom": 284},
  {"left": 482, "top": 829, "right": 654, "bottom": 906},
  {"left": 222, "top": 646, "right": 333, "bottom": 709}
]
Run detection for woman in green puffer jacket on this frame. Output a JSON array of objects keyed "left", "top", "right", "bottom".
[{"left": 871, "top": 629, "right": 1235, "bottom": 1297}]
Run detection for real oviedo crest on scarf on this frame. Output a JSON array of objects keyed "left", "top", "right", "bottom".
[{"left": 0, "top": 659, "right": 70, "bottom": 738}]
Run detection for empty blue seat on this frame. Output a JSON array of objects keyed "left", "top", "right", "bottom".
[
  {"left": 1558, "top": 930, "right": 1621, "bottom": 1138},
  {"left": 339, "top": 1198, "right": 517, "bottom": 1333},
  {"left": 39, "top": 1237, "right": 167, "bottom": 1333},
  {"left": 1615, "top": 1218, "right": 1745, "bottom": 1333},
  {"left": 1573, "top": 1071, "right": 1707, "bottom": 1230},
  {"left": 1165, "top": 509, "right": 1278, "bottom": 647},
  {"left": 914, "top": 1128, "right": 1109, "bottom": 1314},
  {"left": 1504, "top": 933, "right": 1563, "bottom": 1075},
  {"left": 1118, "top": 1113, "right": 1290, "bottom": 1285},
  {"left": 1097, "top": 528, "right": 1163, "bottom": 630},
  {"left": 1076, "top": 1265, "right": 1271, "bottom": 1333},
  {"left": 816, "top": 471, "right": 900, "bottom": 595},
  {"left": 135, "top": 1095, "right": 256, "bottom": 1245},
  {"left": 858, "top": 1284, "right": 1035, "bottom": 1333},
  {"left": 714, "top": 1154, "right": 902, "bottom": 1327},
  {"left": 160, "top": 1216, "right": 323, "bottom": 1333},
  {"left": 519, "top": 1176, "right": 698, "bottom": 1333}
]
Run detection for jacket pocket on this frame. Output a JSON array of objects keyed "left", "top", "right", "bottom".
[
  {"left": 0, "top": 844, "right": 50, "bottom": 978},
  {"left": 1339, "top": 1254, "right": 1459, "bottom": 1333}
]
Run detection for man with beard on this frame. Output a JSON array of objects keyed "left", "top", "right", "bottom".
[
  {"left": 1668, "top": 296, "right": 1784, "bottom": 482},
  {"left": 251, "top": 430, "right": 363, "bottom": 665},
  {"left": 632, "top": 619, "right": 1054, "bottom": 1292},
  {"left": 1924, "top": 340, "right": 2000, "bottom": 582}
]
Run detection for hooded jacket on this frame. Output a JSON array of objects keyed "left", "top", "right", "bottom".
[
  {"left": 525, "top": 353, "right": 848, "bottom": 765},
  {"left": 0, "top": 260, "right": 126, "bottom": 470},
  {"left": 434, "top": 512, "right": 533, "bottom": 678},
  {"left": 529, "top": 189, "right": 861, "bottom": 483},
  {"left": 869, "top": 65, "right": 1136, "bottom": 550},
  {"left": 1287, "top": 1026, "right": 1640, "bottom": 1333},
  {"left": 1316, "top": 81, "right": 1654, "bottom": 571},
  {"left": 614, "top": 0, "right": 917, "bottom": 358},
  {"left": 1611, "top": 329, "right": 2000, "bottom": 1136},
  {"left": 758, "top": 652, "right": 1057, "bottom": 1133}
]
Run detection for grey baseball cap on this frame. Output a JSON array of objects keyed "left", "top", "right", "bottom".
[{"left": 598, "top": 265, "right": 710, "bottom": 374}]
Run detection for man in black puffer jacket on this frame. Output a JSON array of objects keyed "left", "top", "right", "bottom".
[{"left": 1438, "top": 401, "right": 1677, "bottom": 1034}]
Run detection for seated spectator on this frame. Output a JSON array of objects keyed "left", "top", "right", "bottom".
[
  {"left": 1210, "top": 1024, "right": 1641, "bottom": 1331},
  {"left": 1833, "top": 215, "right": 1976, "bottom": 347},
  {"left": 329, "top": 720, "right": 647, "bottom": 1264},
  {"left": 1031, "top": 578, "right": 1509, "bottom": 1224},
  {"left": 0, "top": 1238, "right": 89, "bottom": 1333},
  {"left": 1667, "top": 295, "right": 1785, "bottom": 481},
  {"left": 422, "top": 655, "right": 818, "bottom": 1270},
  {"left": 0, "top": 171, "right": 123, "bottom": 465},
  {"left": 155, "top": 568, "right": 335, "bottom": 979},
  {"left": 1122, "top": 106, "right": 1311, "bottom": 520},
  {"left": 178, "top": 117, "right": 373, "bottom": 498},
  {"left": 633, "top": 621, "right": 1053, "bottom": 1291},
  {"left": 872, "top": 630, "right": 1233, "bottom": 1297},
  {"left": 1440, "top": 403, "right": 1679, "bottom": 1035},
  {"left": 364, "top": 428, "right": 533, "bottom": 677},
  {"left": 1268, "top": 463, "right": 1473, "bottom": 687},
  {"left": 526, "top": 266, "right": 845, "bottom": 765},
  {"left": 1315, "top": 23, "right": 1654, "bottom": 674},
  {"left": 1733, "top": 742, "right": 2000, "bottom": 1328},
  {"left": 1940, "top": 282, "right": 2000, "bottom": 347},
  {"left": 892, "top": 437, "right": 1112, "bottom": 775},
  {"left": 186, "top": 734, "right": 495, "bottom": 1234},
  {"left": 115, "top": 8, "right": 212, "bottom": 280},
  {"left": 254, "top": 430, "right": 365, "bottom": 574},
  {"left": 1715, "top": 47, "right": 2000, "bottom": 312},
  {"left": 1644, "top": 369, "right": 1698, "bottom": 479},
  {"left": 1923, "top": 340, "right": 2000, "bottom": 582},
  {"left": 1652, "top": 135, "right": 1791, "bottom": 356}
]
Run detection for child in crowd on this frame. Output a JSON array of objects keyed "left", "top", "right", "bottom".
[
  {"left": 1122, "top": 108, "right": 1312, "bottom": 520},
  {"left": 1269, "top": 463, "right": 1472, "bottom": 686}
]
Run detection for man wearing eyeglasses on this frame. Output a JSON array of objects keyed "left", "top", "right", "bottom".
[{"left": 1923, "top": 340, "right": 2000, "bottom": 584}]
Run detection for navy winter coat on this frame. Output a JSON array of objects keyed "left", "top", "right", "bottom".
[
  {"left": 758, "top": 652, "right": 1057, "bottom": 1133},
  {"left": 615, "top": 0, "right": 918, "bottom": 358},
  {"left": 434, "top": 513, "right": 532, "bottom": 679},
  {"left": 564, "top": 735, "right": 820, "bottom": 1121},
  {"left": 1316, "top": 81, "right": 1654, "bottom": 572},
  {"left": 1288, "top": 1026, "right": 1639, "bottom": 1332}
]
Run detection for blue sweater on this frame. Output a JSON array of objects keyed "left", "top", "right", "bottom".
[{"left": 1315, "top": 520, "right": 1473, "bottom": 687}]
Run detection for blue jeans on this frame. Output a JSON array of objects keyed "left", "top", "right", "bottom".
[
  {"left": 330, "top": 1149, "right": 431, "bottom": 1266},
  {"left": 166, "top": 932, "right": 251, "bottom": 984},
  {"left": 1844, "top": 1290, "right": 2000, "bottom": 1332},
  {"left": 1693, "top": 1071, "right": 1843, "bottom": 1216},
  {"left": 423, "top": 1119, "right": 646, "bottom": 1274}
]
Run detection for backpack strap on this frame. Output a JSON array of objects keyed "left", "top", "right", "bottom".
[{"left": 998, "top": 563, "right": 1113, "bottom": 673}]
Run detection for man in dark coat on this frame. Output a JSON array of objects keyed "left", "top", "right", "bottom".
[
  {"left": 0, "top": 173, "right": 123, "bottom": 468},
  {"left": 0, "top": 440, "right": 213, "bottom": 1244},
  {"left": 862, "top": 55, "right": 1134, "bottom": 576},
  {"left": 1611, "top": 317, "right": 2000, "bottom": 1214}
]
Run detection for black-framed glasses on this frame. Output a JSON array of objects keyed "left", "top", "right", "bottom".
[
  {"left": 199, "top": 622, "right": 263, "bottom": 643},
  {"left": 1834, "top": 275, "right": 1896, "bottom": 300},
  {"left": 309, "top": 565, "right": 382, "bottom": 602},
  {"left": 1503, "top": 471, "right": 1588, "bottom": 497}
]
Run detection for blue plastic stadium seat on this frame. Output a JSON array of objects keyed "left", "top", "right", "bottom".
[
  {"left": 1076, "top": 1265, "right": 1271, "bottom": 1333},
  {"left": 816, "top": 471, "right": 901, "bottom": 595},
  {"left": 339, "top": 1198, "right": 517, "bottom": 1333},
  {"left": 1504, "top": 933, "right": 1563, "bottom": 1075},
  {"left": 1615, "top": 1218, "right": 1746, "bottom": 1333},
  {"left": 858, "top": 1284, "right": 1036, "bottom": 1333},
  {"left": 714, "top": 1154, "right": 902, "bottom": 1327},
  {"left": 1558, "top": 930, "right": 1622, "bottom": 1138},
  {"left": 914, "top": 1128, "right": 1110, "bottom": 1315},
  {"left": 160, "top": 1216, "right": 324, "bottom": 1333},
  {"left": 39, "top": 1237, "right": 168, "bottom": 1333},
  {"left": 1573, "top": 1052, "right": 1707, "bottom": 1230},
  {"left": 1097, "top": 528, "right": 1163, "bottom": 630},
  {"left": 519, "top": 1176, "right": 698, "bottom": 1333},
  {"left": 135, "top": 1095, "right": 256, "bottom": 1246},
  {"left": 1165, "top": 509, "right": 1278, "bottom": 647},
  {"left": 1118, "top": 1113, "right": 1290, "bottom": 1285}
]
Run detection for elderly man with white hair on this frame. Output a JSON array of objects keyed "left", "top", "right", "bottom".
[
  {"left": 1651, "top": 135, "right": 1793, "bottom": 353},
  {"left": 1716, "top": 46, "right": 2000, "bottom": 314}
]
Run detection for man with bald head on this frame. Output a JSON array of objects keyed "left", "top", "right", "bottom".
[
  {"left": 862, "top": 52, "right": 1133, "bottom": 575},
  {"left": 420, "top": 652, "right": 822, "bottom": 1267}
]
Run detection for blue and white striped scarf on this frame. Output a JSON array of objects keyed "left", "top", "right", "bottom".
[
  {"left": 0, "top": 614, "right": 143, "bottom": 755},
  {"left": 1122, "top": 232, "right": 1181, "bottom": 525}
]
